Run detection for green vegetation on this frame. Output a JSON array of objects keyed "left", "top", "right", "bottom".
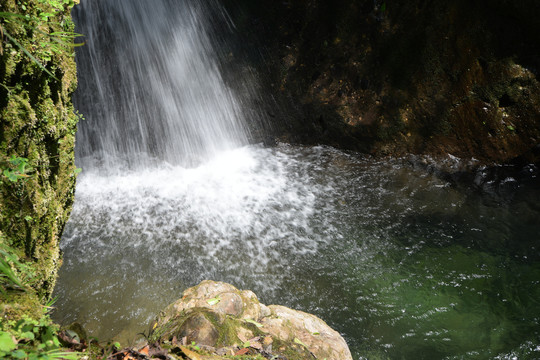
[
  {"left": 1, "top": 0, "right": 81, "bottom": 358},
  {"left": 0, "top": 3, "right": 83, "bottom": 79},
  {"left": 1, "top": 0, "right": 80, "bottom": 296},
  {"left": 1, "top": 240, "right": 31, "bottom": 291},
  {"left": 0, "top": 316, "right": 78, "bottom": 360},
  {"left": 1, "top": 156, "right": 33, "bottom": 184},
  {"left": 1, "top": 236, "right": 79, "bottom": 359}
]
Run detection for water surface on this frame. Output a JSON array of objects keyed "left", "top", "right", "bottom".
[{"left": 54, "top": 145, "right": 540, "bottom": 359}]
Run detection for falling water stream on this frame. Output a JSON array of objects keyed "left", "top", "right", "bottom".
[{"left": 53, "top": 1, "right": 540, "bottom": 359}]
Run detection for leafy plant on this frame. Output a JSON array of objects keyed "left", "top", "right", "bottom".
[
  {"left": 0, "top": 252, "right": 78, "bottom": 359},
  {"left": 2, "top": 156, "right": 33, "bottom": 183},
  {"left": 0, "top": 317, "right": 79, "bottom": 359},
  {"left": 0, "top": 236, "right": 41, "bottom": 293},
  {"left": 0, "top": 1, "right": 84, "bottom": 79},
  {"left": 0, "top": 242, "right": 29, "bottom": 292},
  {"left": 0, "top": 250, "right": 25, "bottom": 290}
]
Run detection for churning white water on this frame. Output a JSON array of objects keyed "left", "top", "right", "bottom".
[
  {"left": 63, "top": 146, "right": 333, "bottom": 282},
  {"left": 56, "top": 144, "right": 344, "bottom": 338}
]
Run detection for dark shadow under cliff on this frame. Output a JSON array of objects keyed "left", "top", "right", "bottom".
[{"left": 221, "top": 0, "right": 540, "bottom": 164}]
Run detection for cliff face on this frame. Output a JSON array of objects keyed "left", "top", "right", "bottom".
[
  {"left": 0, "top": 0, "right": 79, "bottom": 298},
  {"left": 224, "top": 0, "right": 540, "bottom": 164},
  {"left": 0, "top": 0, "right": 537, "bottom": 298}
]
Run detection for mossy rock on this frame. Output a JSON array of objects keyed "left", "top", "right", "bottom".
[
  {"left": 151, "top": 280, "right": 352, "bottom": 360},
  {"left": 0, "top": 0, "right": 80, "bottom": 299}
]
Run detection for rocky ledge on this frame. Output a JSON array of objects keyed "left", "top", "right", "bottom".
[{"left": 130, "top": 280, "right": 352, "bottom": 360}]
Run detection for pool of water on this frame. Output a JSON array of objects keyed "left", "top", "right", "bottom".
[{"left": 53, "top": 144, "right": 540, "bottom": 359}]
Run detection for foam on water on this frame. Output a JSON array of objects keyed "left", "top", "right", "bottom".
[
  {"left": 55, "top": 145, "right": 342, "bottom": 338},
  {"left": 65, "top": 146, "right": 328, "bottom": 273},
  {"left": 54, "top": 145, "right": 540, "bottom": 359}
]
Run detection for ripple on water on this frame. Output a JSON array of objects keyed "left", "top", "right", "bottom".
[{"left": 53, "top": 144, "right": 540, "bottom": 359}]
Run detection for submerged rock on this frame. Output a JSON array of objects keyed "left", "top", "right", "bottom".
[{"left": 151, "top": 280, "right": 352, "bottom": 360}]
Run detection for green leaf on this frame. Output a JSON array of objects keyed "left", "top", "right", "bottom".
[
  {"left": 0, "top": 12, "right": 29, "bottom": 21},
  {"left": 45, "top": 296, "right": 58, "bottom": 308},
  {"left": 0, "top": 258, "right": 24, "bottom": 287},
  {"left": 65, "top": 330, "right": 80, "bottom": 343},
  {"left": 507, "top": 125, "right": 516, "bottom": 131},
  {"left": 11, "top": 349, "right": 27, "bottom": 359},
  {"left": 4, "top": 169, "right": 19, "bottom": 182},
  {"left": 44, "top": 349, "right": 80, "bottom": 360},
  {"left": 244, "top": 319, "right": 263, "bottom": 328},
  {"left": 0, "top": 331, "right": 17, "bottom": 352},
  {"left": 21, "top": 323, "right": 34, "bottom": 333},
  {"left": 41, "top": 327, "right": 61, "bottom": 350},
  {"left": 20, "top": 331, "right": 35, "bottom": 340},
  {"left": 206, "top": 296, "right": 220, "bottom": 305}
]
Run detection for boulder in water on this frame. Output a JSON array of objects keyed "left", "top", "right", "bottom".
[{"left": 151, "top": 280, "right": 353, "bottom": 360}]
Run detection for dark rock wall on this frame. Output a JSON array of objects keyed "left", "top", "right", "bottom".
[
  {"left": 0, "top": 0, "right": 79, "bottom": 298},
  {"left": 223, "top": 0, "right": 540, "bottom": 163}
]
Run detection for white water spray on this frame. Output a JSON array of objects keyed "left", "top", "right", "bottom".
[
  {"left": 60, "top": 0, "right": 338, "bottom": 339},
  {"left": 73, "top": 0, "right": 251, "bottom": 168}
]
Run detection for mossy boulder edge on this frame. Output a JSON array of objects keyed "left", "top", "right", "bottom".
[{"left": 151, "top": 280, "right": 353, "bottom": 360}]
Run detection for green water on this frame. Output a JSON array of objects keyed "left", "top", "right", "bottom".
[
  {"left": 268, "top": 149, "right": 540, "bottom": 359},
  {"left": 53, "top": 145, "right": 540, "bottom": 359},
  {"left": 326, "top": 244, "right": 540, "bottom": 359}
]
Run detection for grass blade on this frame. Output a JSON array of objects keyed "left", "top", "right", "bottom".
[{"left": 3, "top": 30, "right": 58, "bottom": 80}]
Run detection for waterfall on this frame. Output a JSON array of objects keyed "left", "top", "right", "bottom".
[
  {"left": 73, "top": 0, "right": 251, "bottom": 169},
  {"left": 55, "top": 2, "right": 540, "bottom": 356}
]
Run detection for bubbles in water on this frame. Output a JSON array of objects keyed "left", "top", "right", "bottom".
[
  {"left": 54, "top": 144, "right": 540, "bottom": 359},
  {"left": 55, "top": 145, "right": 339, "bottom": 339}
]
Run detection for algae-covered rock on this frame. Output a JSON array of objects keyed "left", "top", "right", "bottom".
[
  {"left": 0, "top": 0, "right": 80, "bottom": 300},
  {"left": 152, "top": 280, "right": 353, "bottom": 360}
]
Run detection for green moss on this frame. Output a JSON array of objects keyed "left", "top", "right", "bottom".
[
  {"left": 152, "top": 306, "right": 320, "bottom": 360},
  {"left": 1, "top": 0, "right": 79, "bottom": 300},
  {"left": 212, "top": 315, "right": 241, "bottom": 347},
  {"left": 0, "top": 290, "right": 43, "bottom": 323}
]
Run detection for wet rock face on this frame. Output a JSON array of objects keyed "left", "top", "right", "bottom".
[
  {"left": 152, "top": 280, "right": 353, "bottom": 360},
  {"left": 223, "top": 0, "right": 540, "bottom": 164}
]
